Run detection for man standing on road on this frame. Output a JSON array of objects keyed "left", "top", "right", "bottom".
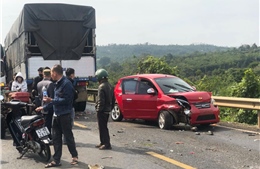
[
  {"left": 35, "top": 68, "right": 54, "bottom": 139},
  {"left": 65, "top": 68, "right": 78, "bottom": 127},
  {"left": 95, "top": 69, "right": 115, "bottom": 150},
  {"left": 43, "top": 64, "right": 78, "bottom": 168},
  {"left": 63, "top": 68, "right": 78, "bottom": 144},
  {"left": 32, "top": 67, "right": 44, "bottom": 106}
]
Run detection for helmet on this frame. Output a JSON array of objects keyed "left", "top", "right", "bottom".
[{"left": 95, "top": 69, "right": 108, "bottom": 81}]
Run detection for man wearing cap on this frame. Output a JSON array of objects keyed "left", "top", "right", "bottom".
[
  {"left": 95, "top": 68, "right": 115, "bottom": 150},
  {"left": 35, "top": 68, "right": 54, "bottom": 138}
]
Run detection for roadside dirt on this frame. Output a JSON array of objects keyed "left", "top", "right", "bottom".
[{"left": 218, "top": 121, "right": 260, "bottom": 133}]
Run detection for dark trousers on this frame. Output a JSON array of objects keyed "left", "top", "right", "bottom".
[
  {"left": 52, "top": 113, "right": 78, "bottom": 163},
  {"left": 97, "top": 112, "right": 111, "bottom": 147}
]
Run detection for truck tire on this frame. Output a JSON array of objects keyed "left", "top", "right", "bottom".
[
  {"left": 158, "top": 110, "right": 173, "bottom": 130},
  {"left": 75, "top": 101, "right": 86, "bottom": 112}
]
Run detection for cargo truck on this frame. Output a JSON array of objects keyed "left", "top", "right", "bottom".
[{"left": 4, "top": 3, "right": 96, "bottom": 111}]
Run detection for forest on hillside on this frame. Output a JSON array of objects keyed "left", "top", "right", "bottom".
[
  {"left": 92, "top": 43, "right": 260, "bottom": 125},
  {"left": 96, "top": 43, "right": 229, "bottom": 62}
]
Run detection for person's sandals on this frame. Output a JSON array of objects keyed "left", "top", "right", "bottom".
[
  {"left": 70, "top": 157, "right": 78, "bottom": 165},
  {"left": 95, "top": 144, "right": 102, "bottom": 148},
  {"left": 99, "top": 145, "right": 112, "bottom": 150},
  {"left": 45, "top": 161, "right": 61, "bottom": 168}
]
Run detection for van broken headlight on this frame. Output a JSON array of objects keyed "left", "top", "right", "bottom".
[{"left": 184, "top": 109, "right": 191, "bottom": 116}]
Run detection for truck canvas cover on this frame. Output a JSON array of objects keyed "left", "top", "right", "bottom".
[{"left": 5, "top": 3, "right": 96, "bottom": 62}]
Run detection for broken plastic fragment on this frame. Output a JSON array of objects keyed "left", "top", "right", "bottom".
[
  {"left": 175, "top": 142, "right": 184, "bottom": 144},
  {"left": 88, "top": 164, "right": 105, "bottom": 169}
]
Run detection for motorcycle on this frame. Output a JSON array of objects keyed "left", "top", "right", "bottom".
[{"left": 0, "top": 95, "right": 51, "bottom": 161}]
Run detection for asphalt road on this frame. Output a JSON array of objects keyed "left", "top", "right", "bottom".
[{"left": 1, "top": 104, "right": 260, "bottom": 169}]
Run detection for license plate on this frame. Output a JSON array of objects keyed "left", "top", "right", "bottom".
[{"left": 36, "top": 127, "right": 50, "bottom": 138}]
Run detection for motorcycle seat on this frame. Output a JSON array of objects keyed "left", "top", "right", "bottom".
[{"left": 21, "top": 115, "right": 42, "bottom": 127}]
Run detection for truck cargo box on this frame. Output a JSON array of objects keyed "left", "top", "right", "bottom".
[{"left": 4, "top": 3, "right": 96, "bottom": 82}]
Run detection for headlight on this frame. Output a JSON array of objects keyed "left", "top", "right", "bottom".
[
  {"left": 0, "top": 82, "right": 4, "bottom": 87},
  {"left": 184, "top": 109, "right": 191, "bottom": 116},
  {"left": 211, "top": 98, "right": 215, "bottom": 105}
]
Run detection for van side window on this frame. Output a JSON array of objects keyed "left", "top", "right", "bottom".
[
  {"left": 123, "top": 79, "right": 137, "bottom": 94},
  {"left": 137, "top": 79, "right": 156, "bottom": 94}
]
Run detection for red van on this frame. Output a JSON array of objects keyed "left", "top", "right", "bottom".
[{"left": 111, "top": 74, "right": 220, "bottom": 129}]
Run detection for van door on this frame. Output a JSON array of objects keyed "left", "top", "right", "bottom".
[
  {"left": 134, "top": 78, "right": 157, "bottom": 119},
  {"left": 121, "top": 78, "right": 138, "bottom": 118}
]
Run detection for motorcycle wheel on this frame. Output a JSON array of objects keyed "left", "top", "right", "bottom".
[{"left": 38, "top": 142, "right": 51, "bottom": 162}]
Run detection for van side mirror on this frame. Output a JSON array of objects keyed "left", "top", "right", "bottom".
[{"left": 147, "top": 88, "right": 156, "bottom": 95}]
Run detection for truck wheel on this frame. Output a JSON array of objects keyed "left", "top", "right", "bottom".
[
  {"left": 158, "top": 110, "right": 173, "bottom": 130},
  {"left": 111, "top": 104, "right": 123, "bottom": 121},
  {"left": 75, "top": 101, "right": 86, "bottom": 112},
  {"left": 1, "top": 116, "right": 6, "bottom": 139}
]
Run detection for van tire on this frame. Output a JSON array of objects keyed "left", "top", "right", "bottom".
[
  {"left": 158, "top": 110, "right": 173, "bottom": 130},
  {"left": 111, "top": 104, "right": 123, "bottom": 121}
]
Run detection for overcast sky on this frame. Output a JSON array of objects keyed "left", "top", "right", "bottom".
[{"left": 0, "top": 0, "right": 259, "bottom": 47}]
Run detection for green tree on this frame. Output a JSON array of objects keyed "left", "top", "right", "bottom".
[
  {"left": 137, "top": 55, "right": 177, "bottom": 75},
  {"left": 230, "top": 69, "right": 260, "bottom": 124},
  {"left": 231, "top": 69, "right": 260, "bottom": 98},
  {"left": 99, "top": 56, "right": 111, "bottom": 67}
]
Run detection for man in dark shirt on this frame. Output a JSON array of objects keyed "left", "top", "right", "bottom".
[
  {"left": 65, "top": 68, "right": 78, "bottom": 126},
  {"left": 42, "top": 64, "right": 78, "bottom": 167},
  {"left": 32, "top": 67, "right": 43, "bottom": 106},
  {"left": 95, "top": 68, "right": 115, "bottom": 150}
]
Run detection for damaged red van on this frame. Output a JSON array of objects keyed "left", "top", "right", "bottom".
[{"left": 111, "top": 74, "right": 220, "bottom": 129}]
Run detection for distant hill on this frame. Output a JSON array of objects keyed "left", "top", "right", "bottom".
[{"left": 96, "top": 43, "right": 229, "bottom": 61}]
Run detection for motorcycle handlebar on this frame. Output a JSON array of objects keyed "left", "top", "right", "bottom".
[
  {"left": 1, "top": 101, "right": 35, "bottom": 107},
  {"left": 27, "top": 103, "right": 35, "bottom": 107}
]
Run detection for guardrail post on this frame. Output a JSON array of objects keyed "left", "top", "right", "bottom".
[{"left": 258, "top": 110, "right": 260, "bottom": 129}]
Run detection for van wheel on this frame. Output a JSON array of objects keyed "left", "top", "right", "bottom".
[
  {"left": 158, "top": 111, "right": 173, "bottom": 130},
  {"left": 111, "top": 104, "right": 123, "bottom": 121}
]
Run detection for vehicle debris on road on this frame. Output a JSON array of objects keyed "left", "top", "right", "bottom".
[
  {"left": 88, "top": 164, "right": 105, "bottom": 169},
  {"left": 101, "top": 156, "right": 112, "bottom": 159},
  {"left": 191, "top": 127, "right": 198, "bottom": 132},
  {"left": 175, "top": 142, "right": 184, "bottom": 144},
  {"left": 208, "top": 131, "right": 214, "bottom": 135}
]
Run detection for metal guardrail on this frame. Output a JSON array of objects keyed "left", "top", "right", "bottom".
[
  {"left": 212, "top": 96, "right": 260, "bottom": 128},
  {"left": 87, "top": 89, "right": 260, "bottom": 128}
]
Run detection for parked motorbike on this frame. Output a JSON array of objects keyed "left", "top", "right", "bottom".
[{"left": 0, "top": 95, "right": 51, "bottom": 161}]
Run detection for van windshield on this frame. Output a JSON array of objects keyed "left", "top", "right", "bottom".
[{"left": 154, "top": 77, "right": 194, "bottom": 94}]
